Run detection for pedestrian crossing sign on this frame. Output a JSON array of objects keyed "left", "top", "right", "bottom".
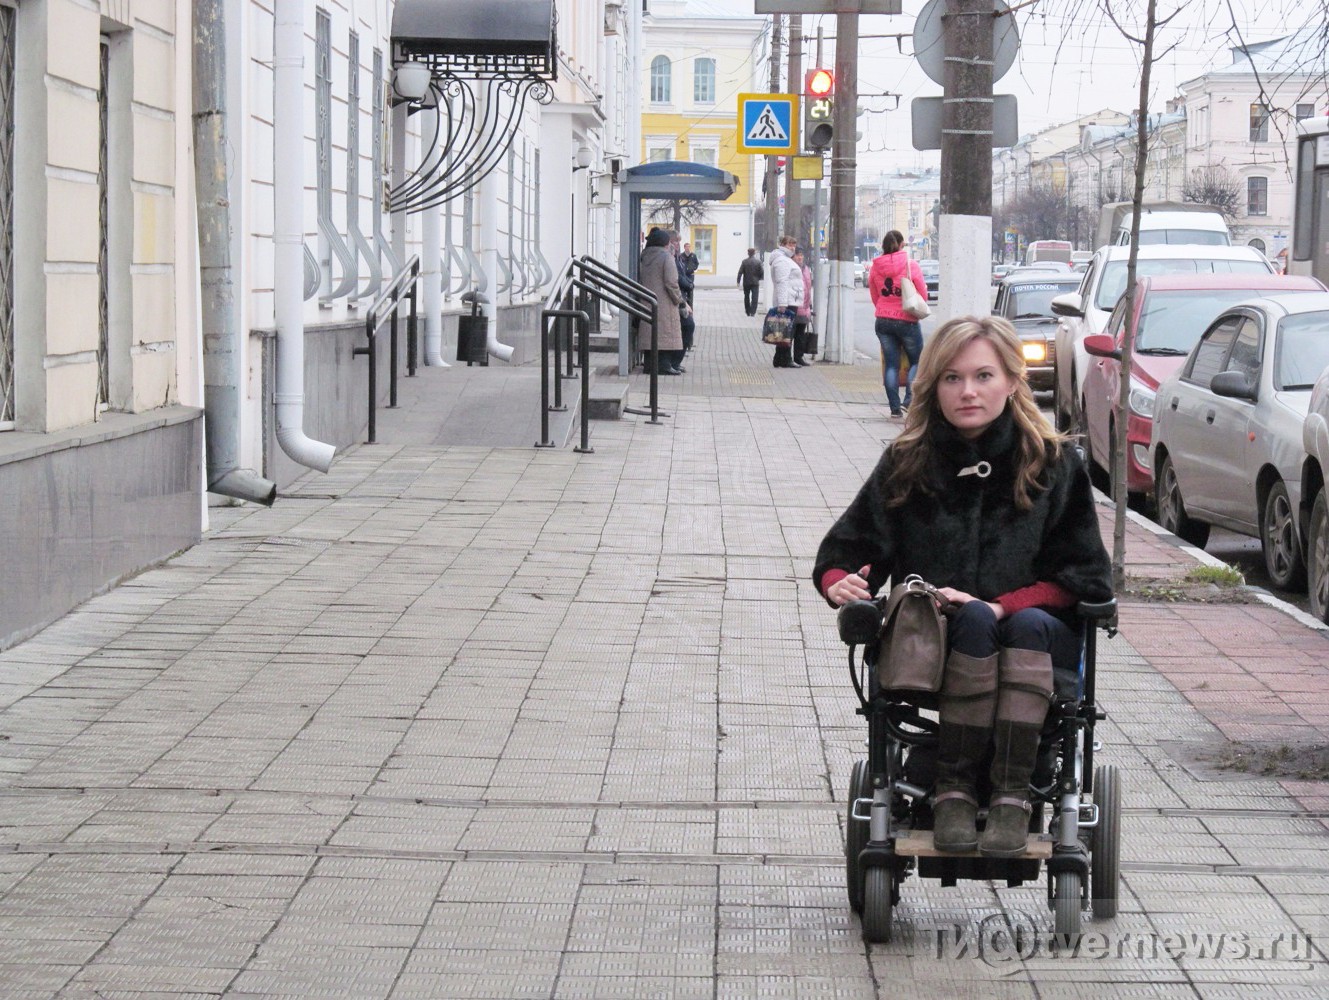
[{"left": 737, "top": 93, "right": 799, "bottom": 155}]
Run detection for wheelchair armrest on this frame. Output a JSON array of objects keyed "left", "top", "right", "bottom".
[
  {"left": 838, "top": 599, "right": 883, "bottom": 646},
  {"left": 1077, "top": 597, "right": 1117, "bottom": 623}
]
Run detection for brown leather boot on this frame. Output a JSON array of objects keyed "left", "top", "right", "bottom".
[
  {"left": 934, "top": 650, "right": 998, "bottom": 853},
  {"left": 980, "top": 647, "right": 1054, "bottom": 858}
]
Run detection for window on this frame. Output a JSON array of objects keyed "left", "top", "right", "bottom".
[
  {"left": 1248, "top": 237, "right": 1266, "bottom": 255},
  {"left": 1249, "top": 103, "right": 1269, "bottom": 142},
  {"left": 650, "top": 55, "right": 671, "bottom": 103},
  {"left": 0, "top": 2, "right": 13, "bottom": 426},
  {"left": 646, "top": 138, "right": 673, "bottom": 163},
  {"left": 1185, "top": 316, "right": 1240, "bottom": 386},
  {"left": 1297, "top": 103, "right": 1316, "bottom": 120},
  {"left": 690, "top": 226, "right": 716, "bottom": 272},
  {"left": 693, "top": 57, "right": 715, "bottom": 104},
  {"left": 689, "top": 143, "right": 717, "bottom": 168},
  {"left": 1223, "top": 316, "right": 1262, "bottom": 387},
  {"left": 1247, "top": 176, "right": 1268, "bottom": 216}
]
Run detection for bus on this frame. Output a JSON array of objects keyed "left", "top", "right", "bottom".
[
  {"left": 1024, "top": 239, "right": 1073, "bottom": 266},
  {"left": 1290, "top": 115, "right": 1329, "bottom": 286}
]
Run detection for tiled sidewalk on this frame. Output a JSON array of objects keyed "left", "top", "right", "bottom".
[{"left": 0, "top": 289, "right": 1323, "bottom": 998}]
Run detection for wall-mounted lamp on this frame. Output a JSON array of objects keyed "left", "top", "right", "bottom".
[
  {"left": 392, "top": 61, "right": 432, "bottom": 103},
  {"left": 573, "top": 145, "right": 594, "bottom": 171}
]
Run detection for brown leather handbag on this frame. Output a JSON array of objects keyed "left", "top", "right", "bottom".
[{"left": 875, "top": 575, "right": 947, "bottom": 693}]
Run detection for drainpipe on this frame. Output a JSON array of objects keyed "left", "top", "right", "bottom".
[
  {"left": 273, "top": 0, "right": 335, "bottom": 472},
  {"left": 422, "top": 103, "right": 448, "bottom": 366},
  {"left": 192, "top": 0, "right": 276, "bottom": 505},
  {"left": 475, "top": 90, "right": 514, "bottom": 362}
]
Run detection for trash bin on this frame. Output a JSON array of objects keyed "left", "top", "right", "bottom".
[{"left": 457, "top": 292, "right": 489, "bottom": 366}]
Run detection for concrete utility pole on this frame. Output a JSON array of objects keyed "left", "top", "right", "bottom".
[
  {"left": 784, "top": 15, "right": 802, "bottom": 242},
  {"left": 939, "top": 0, "right": 994, "bottom": 319},
  {"left": 823, "top": 10, "right": 858, "bottom": 363},
  {"left": 760, "top": 15, "right": 783, "bottom": 252}
]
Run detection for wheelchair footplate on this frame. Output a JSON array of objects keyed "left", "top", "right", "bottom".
[{"left": 894, "top": 831, "right": 1054, "bottom": 859}]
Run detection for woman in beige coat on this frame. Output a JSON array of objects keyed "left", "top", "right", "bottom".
[{"left": 637, "top": 228, "right": 687, "bottom": 375}]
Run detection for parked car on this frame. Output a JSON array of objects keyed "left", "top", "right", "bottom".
[
  {"left": 918, "top": 259, "right": 940, "bottom": 301},
  {"left": 854, "top": 259, "right": 866, "bottom": 286},
  {"left": 1081, "top": 273, "right": 1324, "bottom": 508},
  {"left": 992, "top": 271, "right": 1083, "bottom": 392},
  {"left": 1301, "top": 364, "right": 1329, "bottom": 622},
  {"left": 1149, "top": 291, "right": 1329, "bottom": 590},
  {"left": 992, "top": 263, "right": 1015, "bottom": 285},
  {"left": 1051, "top": 244, "right": 1276, "bottom": 435}
]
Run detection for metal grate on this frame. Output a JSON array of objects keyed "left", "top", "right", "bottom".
[
  {"left": 0, "top": 6, "right": 14, "bottom": 424},
  {"left": 97, "top": 38, "right": 109, "bottom": 406}
]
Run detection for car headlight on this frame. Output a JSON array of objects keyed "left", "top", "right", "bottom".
[
  {"left": 1128, "top": 379, "right": 1155, "bottom": 418},
  {"left": 1022, "top": 341, "right": 1047, "bottom": 364}
]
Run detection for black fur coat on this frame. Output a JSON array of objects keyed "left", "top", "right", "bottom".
[{"left": 813, "top": 411, "right": 1112, "bottom": 614}]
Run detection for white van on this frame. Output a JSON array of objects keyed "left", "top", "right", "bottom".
[{"left": 1099, "top": 202, "right": 1230, "bottom": 248}]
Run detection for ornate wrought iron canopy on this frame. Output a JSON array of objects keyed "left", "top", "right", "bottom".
[
  {"left": 391, "top": 0, "right": 557, "bottom": 78},
  {"left": 389, "top": 0, "right": 558, "bottom": 215}
]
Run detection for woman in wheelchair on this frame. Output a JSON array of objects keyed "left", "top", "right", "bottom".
[{"left": 814, "top": 315, "right": 1111, "bottom": 858}]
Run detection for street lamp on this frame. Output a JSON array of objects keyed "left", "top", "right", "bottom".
[
  {"left": 571, "top": 145, "right": 594, "bottom": 260},
  {"left": 391, "top": 61, "right": 431, "bottom": 103}
]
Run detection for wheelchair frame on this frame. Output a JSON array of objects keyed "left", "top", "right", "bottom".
[{"left": 841, "top": 598, "right": 1121, "bottom": 943}]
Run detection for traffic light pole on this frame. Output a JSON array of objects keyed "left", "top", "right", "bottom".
[
  {"left": 824, "top": 9, "right": 858, "bottom": 363},
  {"left": 784, "top": 15, "right": 802, "bottom": 242},
  {"left": 761, "top": 15, "right": 783, "bottom": 254}
]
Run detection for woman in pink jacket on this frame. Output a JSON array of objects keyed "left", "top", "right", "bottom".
[{"left": 868, "top": 230, "right": 927, "bottom": 417}]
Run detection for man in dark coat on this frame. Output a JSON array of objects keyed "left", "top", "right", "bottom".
[{"left": 737, "top": 248, "right": 763, "bottom": 316}]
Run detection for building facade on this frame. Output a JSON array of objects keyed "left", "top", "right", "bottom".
[
  {"left": 639, "top": 0, "right": 765, "bottom": 285},
  {"left": 0, "top": 0, "right": 627, "bottom": 649}
]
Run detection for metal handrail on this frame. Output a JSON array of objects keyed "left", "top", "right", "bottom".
[
  {"left": 354, "top": 254, "right": 421, "bottom": 444},
  {"left": 536, "top": 254, "right": 667, "bottom": 451}
]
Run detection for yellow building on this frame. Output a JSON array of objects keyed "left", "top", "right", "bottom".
[{"left": 640, "top": 0, "right": 766, "bottom": 285}]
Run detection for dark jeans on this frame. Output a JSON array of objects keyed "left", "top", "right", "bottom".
[
  {"left": 742, "top": 284, "right": 759, "bottom": 315},
  {"left": 947, "top": 601, "right": 1082, "bottom": 699},
  {"left": 875, "top": 317, "right": 923, "bottom": 414},
  {"left": 793, "top": 320, "right": 812, "bottom": 361}
]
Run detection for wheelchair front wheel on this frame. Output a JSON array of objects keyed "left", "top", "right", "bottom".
[
  {"left": 1053, "top": 871, "right": 1083, "bottom": 938},
  {"left": 862, "top": 867, "right": 894, "bottom": 943},
  {"left": 1091, "top": 764, "right": 1122, "bottom": 918},
  {"left": 845, "top": 760, "right": 870, "bottom": 913}
]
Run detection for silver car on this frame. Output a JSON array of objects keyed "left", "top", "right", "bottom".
[
  {"left": 1301, "top": 363, "right": 1329, "bottom": 622},
  {"left": 1150, "top": 292, "right": 1329, "bottom": 591}
]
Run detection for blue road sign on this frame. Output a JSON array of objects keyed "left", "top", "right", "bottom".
[{"left": 736, "top": 93, "right": 798, "bottom": 155}]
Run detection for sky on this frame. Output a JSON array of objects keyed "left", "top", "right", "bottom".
[{"left": 702, "top": 0, "right": 1326, "bottom": 176}]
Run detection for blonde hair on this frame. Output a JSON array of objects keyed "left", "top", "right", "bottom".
[{"left": 886, "top": 315, "right": 1065, "bottom": 510}]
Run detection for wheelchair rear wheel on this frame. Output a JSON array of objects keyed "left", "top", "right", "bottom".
[
  {"left": 863, "top": 867, "right": 895, "bottom": 943},
  {"left": 845, "top": 760, "right": 870, "bottom": 913},
  {"left": 1091, "top": 764, "right": 1122, "bottom": 918}
]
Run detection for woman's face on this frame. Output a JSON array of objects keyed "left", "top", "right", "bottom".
[{"left": 935, "top": 337, "right": 1016, "bottom": 439}]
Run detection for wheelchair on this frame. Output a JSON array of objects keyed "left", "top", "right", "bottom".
[{"left": 837, "top": 594, "right": 1120, "bottom": 943}]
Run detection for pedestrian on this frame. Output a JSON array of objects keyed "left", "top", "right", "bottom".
[
  {"left": 670, "top": 233, "right": 695, "bottom": 362},
  {"left": 814, "top": 315, "right": 1112, "bottom": 857},
  {"left": 737, "top": 248, "right": 764, "bottom": 316},
  {"left": 767, "top": 235, "right": 803, "bottom": 368},
  {"left": 637, "top": 228, "right": 688, "bottom": 376},
  {"left": 792, "top": 248, "right": 814, "bottom": 365},
  {"left": 680, "top": 242, "right": 700, "bottom": 306},
  {"left": 868, "top": 230, "right": 927, "bottom": 417}
]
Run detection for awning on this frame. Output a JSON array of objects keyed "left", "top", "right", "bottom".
[{"left": 391, "top": 0, "right": 556, "bottom": 77}]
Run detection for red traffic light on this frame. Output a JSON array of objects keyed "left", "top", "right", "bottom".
[{"left": 805, "top": 68, "right": 834, "bottom": 98}]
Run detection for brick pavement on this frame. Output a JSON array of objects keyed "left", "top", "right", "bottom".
[{"left": 0, "top": 288, "right": 1324, "bottom": 998}]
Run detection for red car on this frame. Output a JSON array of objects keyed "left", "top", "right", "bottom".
[{"left": 1080, "top": 273, "right": 1324, "bottom": 507}]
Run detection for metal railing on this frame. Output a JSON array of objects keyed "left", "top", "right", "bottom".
[
  {"left": 355, "top": 255, "right": 421, "bottom": 444},
  {"left": 536, "top": 255, "right": 664, "bottom": 451}
]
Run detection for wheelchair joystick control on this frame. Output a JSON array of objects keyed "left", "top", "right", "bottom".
[{"left": 838, "top": 600, "right": 883, "bottom": 646}]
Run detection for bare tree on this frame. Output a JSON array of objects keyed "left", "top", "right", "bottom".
[
  {"left": 644, "top": 198, "right": 709, "bottom": 236},
  {"left": 1181, "top": 164, "right": 1243, "bottom": 221}
]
